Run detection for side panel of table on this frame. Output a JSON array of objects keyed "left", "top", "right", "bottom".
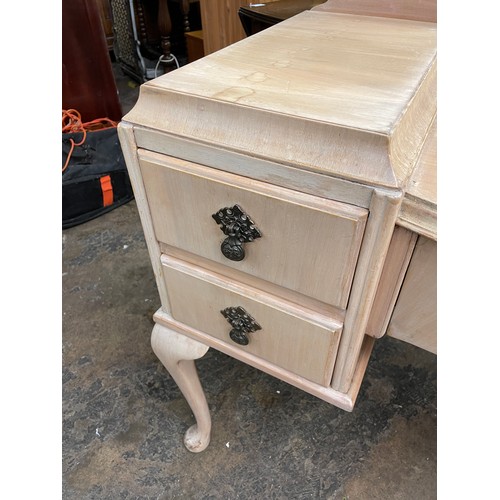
[{"left": 387, "top": 235, "right": 437, "bottom": 354}]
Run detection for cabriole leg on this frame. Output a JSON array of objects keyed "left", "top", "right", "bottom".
[{"left": 151, "top": 323, "right": 211, "bottom": 452}]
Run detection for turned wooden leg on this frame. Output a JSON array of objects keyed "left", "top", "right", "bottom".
[
  {"left": 180, "top": 0, "right": 191, "bottom": 32},
  {"left": 135, "top": 0, "right": 148, "bottom": 45},
  {"left": 158, "top": 0, "right": 175, "bottom": 70},
  {"left": 151, "top": 323, "right": 211, "bottom": 452}
]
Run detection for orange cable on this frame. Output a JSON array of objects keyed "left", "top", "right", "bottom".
[{"left": 62, "top": 109, "right": 118, "bottom": 172}]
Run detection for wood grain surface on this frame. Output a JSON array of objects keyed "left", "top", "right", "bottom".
[
  {"left": 124, "top": 11, "right": 436, "bottom": 189},
  {"left": 199, "top": 0, "right": 247, "bottom": 54},
  {"left": 312, "top": 0, "right": 437, "bottom": 23}
]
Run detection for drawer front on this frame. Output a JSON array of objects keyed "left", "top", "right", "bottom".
[
  {"left": 161, "top": 254, "right": 343, "bottom": 386},
  {"left": 139, "top": 150, "right": 368, "bottom": 308}
]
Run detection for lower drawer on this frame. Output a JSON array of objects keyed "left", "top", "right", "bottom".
[{"left": 161, "top": 254, "right": 343, "bottom": 386}]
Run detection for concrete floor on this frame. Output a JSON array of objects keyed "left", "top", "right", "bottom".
[{"left": 62, "top": 62, "right": 437, "bottom": 499}]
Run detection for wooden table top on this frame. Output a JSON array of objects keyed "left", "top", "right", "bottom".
[{"left": 125, "top": 10, "right": 436, "bottom": 197}]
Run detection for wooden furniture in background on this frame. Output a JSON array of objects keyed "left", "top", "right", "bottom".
[
  {"left": 119, "top": 7, "right": 437, "bottom": 452},
  {"left": 199, "top": 0, "right": 247, "bottom": 54},
  {"left": 95, "top": 0, "right": 115, "bottom": 51},
  {"left": 239, "top": 0, "right": 325, "bottom": 36},
  {"left": 62, "top": 0, "right": 122, "bottom": 122},
  {"left": 185, "top": 30, "right": 204, "bottom": 62},
  {"left": 110, "top": 0, "right": 201, "bottom": 81},
  {"left": 157, "top": 0, "right": 200, "bottom": 67},
  {"left": 312, "top": 0, "right": 437, "bottom": 22},
  {"left": 237, "top": 0, "right": 437, "bottom": 40}
]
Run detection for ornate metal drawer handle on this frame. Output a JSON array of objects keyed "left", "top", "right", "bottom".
[
  {"left": 221, "top": 306, "right": 262, "bottom": 346},
  {"left": 212, "top": 205, "right": 262, "bottom": 261}
]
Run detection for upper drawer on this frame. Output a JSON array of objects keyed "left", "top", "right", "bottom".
[{"left": 139, "top": 150, "right": 368, "bottom": 308}]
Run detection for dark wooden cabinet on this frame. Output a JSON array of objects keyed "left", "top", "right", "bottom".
[
  {"left": 62, "top": 0, "right": 122, "bottom": 122},
  {"left": 95, "top": 0, "right": 115, "bottom": 51},
  {"left": 238, "top": 0, "right": 324, "bottom": 36}
]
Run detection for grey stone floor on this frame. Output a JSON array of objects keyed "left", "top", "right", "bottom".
[{"left": 62, "top": 199, "right": 437, "bottom": 499}]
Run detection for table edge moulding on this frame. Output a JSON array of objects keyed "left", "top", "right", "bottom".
[{"left": 118, "top": 7, "right": 437, "bottom": 453}]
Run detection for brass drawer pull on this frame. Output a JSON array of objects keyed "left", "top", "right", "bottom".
[
  {"left": 212, "top": 205, "right": 262, "bottom": 261},
  {"left": 221, "top": 306, "right": 262, "bottom": 346}
]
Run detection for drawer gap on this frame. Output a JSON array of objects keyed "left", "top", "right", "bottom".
[{"left": 161, "top": 244, "right": 346, "bottom": 325}]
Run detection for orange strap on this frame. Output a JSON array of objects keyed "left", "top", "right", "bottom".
[
  {"left": 100, "top": 175, "right": 114, "bottom": 207},
  {"left": 62, "top": 109, "right": 118, "bottom": 173}
]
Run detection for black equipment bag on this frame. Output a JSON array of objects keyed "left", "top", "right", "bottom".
[{"left": 62, "top": 126, "right": 134, "bottom": 229}]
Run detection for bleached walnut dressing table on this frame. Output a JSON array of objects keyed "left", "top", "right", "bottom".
[{"left": 118, "top": 9, "right": 437, "bottom": 452}]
